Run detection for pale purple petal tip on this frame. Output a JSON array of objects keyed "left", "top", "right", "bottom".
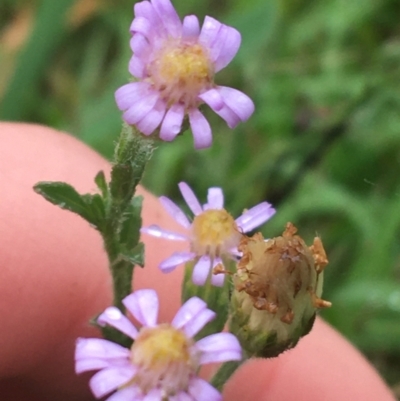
[
  {"left": 210, "top": 271, "right": 225, "bottom": 287},
  {"left": 199, "top": 16, "right": 222, "bottom": 48},
  {"left": 188, "top": 377, "right": 222, "bottom": 401},
  {"left": 75, "top": 338, "right": 130, "bottom": 362},
  {"left": 159, "top": 251, "right": 196, "bottom": 273},
  {"left": 188, "top": 108, "right": 212, "bottom": 149},
  {"left": 97, "top": 307, "right": 139, "bottom": 340},
  {"left": 196, "top": 333, "right": 242, "bottom": 365},
  {"left": 122, "top": 92, "right": 159, "bottom": 125},
  {"left": 90, "top": 367, "right": 136, "bottom": 398},
  {"left": 140, "top": 224, "right": 188, "bottom": 241},
  {"left": 216, "top": 86, "right": 255, "bottom": 123},
  {"left": 152, "top": 0, "right": 182, "bottom": 37},
  {"left": 136, "top": 99, "right": 166, "bottom": 135},
  {"left": 105, "top": 386, "right": 142, "bottom": 401},
  {"left": 130, "top": 34, "right": 150, "bottom": 59},
  {"left": 192, "top": 256, "right": 212, "bottom": 286},
  {"left": 206, "top": 187, "right": 224, "bottom": 209},
  {"left": 128, "top": 55, "right": 146, "bottom": 79},
  {"left": 182, "top": 15, "right": 200, "bottom": 40},
  {"left": 130, "top": 16, "right": 152, "bottom": 37},
  {"left": 115, "top": 82, "right": 150, "bottom": 111},
  {"left": 211, "top": 25, "right": 241, "bottom": 72},
  {"left": 169, "top": 392, "right": 194, "bottom": 401},
  {"left": 134, "top": 1, "right": 166, "bottom": 38},
  {"left": 171, "top": 296, "right": 207, "bottom": 329},
  {"left": 183, "top": 308, "right": 216, "bottom": 338},
  {"left": 122, "top": 289, "right": 159, "bottom": 327},
  {"left": 159, "top": 103, "right": 185, "bottom": 141},
  {"left": 159, "top": 196, "right": 191, "bottom": 228},
  {"left": 178, "top": 181, "right": 203, "bottom": 216},
  {"left": 235, "top": 202, "right": 276, "bottom": 232},
  {"left": 199, "top": 89, "right": 224, "bottom": 112}
]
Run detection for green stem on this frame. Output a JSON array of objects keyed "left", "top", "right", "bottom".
[
  {"left": 211, "top": 359, "right": 246, "bottom": 391},
  {"left": 99, "top": 124, "right": 156, "bottom": 343}
]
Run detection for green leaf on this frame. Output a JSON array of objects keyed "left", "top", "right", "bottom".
[
  {"left": 119, "top": 196, "right": 143, "bottom": 248},
  {"left": 182, "top": 259, "right": 231, "bottom": 340},
  {"left": 94, "top": 170, "right": 109, "bottom": 199},
  {"left": 120, "top": 242, "right": 145, "bottom": 267},
  {"left": 34, "top": 181, "right": 105, "bottom": 230}
]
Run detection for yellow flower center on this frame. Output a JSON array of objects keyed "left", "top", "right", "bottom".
[
  {"left": 149, "top": 42, "right": 213, "bottom": 107},
  {"left": 191, "top": 209, "right": 241, "bottom": 257},
  {"left": 131, "top": 324, "right": 191, "bottom": 369},
  {"left": 128, "top": 324, "right": 197, "bottom": 395}
]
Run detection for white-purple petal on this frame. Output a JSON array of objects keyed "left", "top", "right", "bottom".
[
  {"left": 130, "top": 34, "right": 150, "bottom": 59},
  {"left": 76, "top": 358, "right": 117, "bottom": 374},
  {"left": 198, "top": 89, "right": 224, "bottom": 112},
  {"left": 89, "top": 366, "right": 137, "bottom": 398},
  {"left": 199, "top": 16, "right": 222, "bottom": 48},
  {"left": 210, "top": 25, "right": 241, "bottom": 72},
  {"left": 182, "top": 15, "right": 200, "bottom": 40},
  {"left": 159, "top": 103, "right": 185, "bottom": 141},
  {"left": 97, "top": 307, "right": 139, "bottom": 340},
  {"left": 159, "top": 251, "right": 196, "bottom": 273},
  {"left": 115, "top": 82, "right": 151, "bottom": 111},
  {"left": 140, "top": 224, "right": 188, "bottom": 241},
  {"left": 196, "top": 333, "right": 242, "bottom": 364},
  {"left": 122, "top": 289, "right": 159, "bottom": 327},
  {"left": 235, "top": 202, "right": 275, "bottom": 232},
  {"left": 188, "top": 377, "right": 222, "bottom": 401},
  {"left": 134, "top": 1, "right": 166, "bottom": 38},
  {"left": 170, "top": 392, "right": 195, "bottom": 401},
  {"left": 152, "top": 0, "right": 182, "bottom": 37},
  {"left": 159, "top": 196, "right": 191, "bottom": 228},
  {"left": 182, "top": 308, "right": 216, "bottom": 338},
  {"left": 178, "top": 182, "right": 203, "bottom": 216},
  {"left": 188, "top": 108, "right": 212, "bottom": 149},
  {"left": 143, "top": 388, "right": 162, "bottom": 401},
  {"left": 206, "top": 187, "right": 224, "bottom": 209},
  {"left": 171, "top": 296, "right": 207, "bottom": 330},
  {"left": 75, "top": 338, "right": 130, "bottom": 361},
  {"left": 130, "top": 17, "right": 152, "bottom": 38},
  {"left": 122, "top": 92, "right": 159, "bottom": 125},
  {"left": 192, "top": 256, "right": 212, "bottom": 286},
  {"left": 215, "top": 86, "right": 255, "bottom": 122},
  {"left": 128, "top": 55, "right": 146, "bottom": 79},
  {"left": 136, "top": 99, "right": 166, "bottom": 135},
  {"left": 105, "top": 386, "right": 143, "bottom": 401},
  {"left": 210, "top": 271, "right": 225, "bottom": 287},
  {"left": 210, "top": 102, "right": 241, "bottom": 129}
]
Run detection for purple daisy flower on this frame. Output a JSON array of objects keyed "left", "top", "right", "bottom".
[
  {"left": 115, "top": 0, "right": 254, "bottom": 149},
  {"left": 75, "top": 289, "right": 241, "bottom": 401},
  {"left": 141, "top": 182, "right": 276, "bottom": 286}
]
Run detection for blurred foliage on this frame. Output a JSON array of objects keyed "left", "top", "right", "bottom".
[{"left": 1, "top": 0, "right": 400, "bottom": 394}]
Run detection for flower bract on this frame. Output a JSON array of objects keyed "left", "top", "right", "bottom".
[
  {"left": 141, "top": 182, "right": 276, "bottom": 286},
  {"left": 75, "top": 289, "right": 241, "bottom": 401},
  {"left": 115, "top": 0, "right": 255, "bottom": 149}
]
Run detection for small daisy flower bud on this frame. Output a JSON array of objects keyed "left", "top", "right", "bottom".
[{"left": 230, "top": 223, "right": 331, "bottom": 358}]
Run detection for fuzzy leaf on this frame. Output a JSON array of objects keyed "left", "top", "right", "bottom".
[
  {"left": 34, "top": 181, "right": 106, "bottom": 230},
  {"left": 94, "top": 170, "right": 109, "bottom": 199},
  {"left": 119, "top": 196, "right": 143, "bottom": 248}
]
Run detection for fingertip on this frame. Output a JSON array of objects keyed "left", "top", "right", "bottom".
[{"left": 223, "top": 319, "right": 395, "bottom": 401}]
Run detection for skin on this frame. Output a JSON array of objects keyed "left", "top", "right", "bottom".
[{"left": 0, "top": 122, "right": 395, "bottom": 401}]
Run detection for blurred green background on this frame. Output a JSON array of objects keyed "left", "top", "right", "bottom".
[{"left": 1, "top": 0, "right": 400, "bottom": 395}]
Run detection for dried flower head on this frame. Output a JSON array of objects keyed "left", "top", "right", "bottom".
[
  {"left": 141, "top": 182, "right": 275, "bottom": 286},
  {"left": 76, "top": 289, "right": 241, "bottom": 401},
  {"left": 115, "top": 0, "right": 254, "bottom": 149},
  {"left": 230, "top": 223, "right": 331, "bottom": 357}
]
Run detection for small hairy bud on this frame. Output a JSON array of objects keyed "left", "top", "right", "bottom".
[{"left": 230, "top": 222, "right": 331, "bottom": 358}]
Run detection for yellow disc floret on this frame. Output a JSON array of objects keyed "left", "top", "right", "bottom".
[
  {"left": 149, "top": 42, "right": 213, "bottom": 107},
  {"left": 129, "top": 324, "right": 197, "bottom": 396},
  {"left": 191, "top": 209, "right": 241, "bottom": 257}
]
